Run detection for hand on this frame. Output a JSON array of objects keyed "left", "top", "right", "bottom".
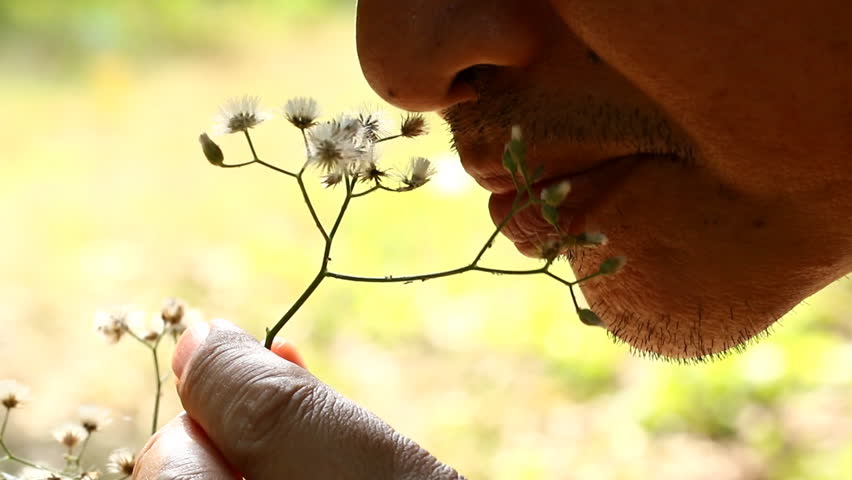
[{"left": 133, "top": 319, "right": 462, "bottom": 479}]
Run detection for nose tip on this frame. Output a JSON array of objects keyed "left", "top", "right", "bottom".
[{"left": 356, "top": 0, "right": 546, "bottom": 112}]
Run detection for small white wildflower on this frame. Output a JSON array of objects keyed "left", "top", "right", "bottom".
[
  {"left": 94, "top": 309, "right": 136, "bottom": 344},
  {"left": 78, "top": 405, "right": 111, "bottom": 433},
  {"left": 106, "top": 448, "right": 136, "bottom": 476},
  {"left": 0, "top": 379, "right": 30, "bottom": 410},
  {"left": 541, "top": 180, "right": 572, "bottom": 207},
  {"left": 307, "top": 117, "right": 367, "bottom": 173},
  {"left": 399, "top": 113, "right": 427, "bottom": 138},
  {"left": 213, "top": 95, "right": 272, "bottom": 135},
  {"left": 511, "top": 125, "right": 523, "bottom": 142},
  {"left": 403, "top": 157, "right": 436, "bottom": 188},
  {"left": 80, "top": 472, "right": 100, "bottom": 480},
  {"left": 357, "top": 109, "right": 387, "bottom": 143},
  {"left": 283, "top": 97, "right": 320, "bottom": 129},
  {"left": 52, "top": 424, "right": 87, "bottom": 450},
  {"left": 321, "top": 171, "right": 344, "bottom": 188},
  {"left": 161, "top": 298, "right": 186, "bottom": 326},
  {"left": 578, "top": 232, "right": 608, "bottom": 246}
]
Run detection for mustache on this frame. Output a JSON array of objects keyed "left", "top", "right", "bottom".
[{"left": 441, "top": 66, "right": 699, "bottom": 165}]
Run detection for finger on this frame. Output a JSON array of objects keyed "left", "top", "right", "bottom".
[
  {"left": 171, "top": 319, "right": 461, "bottom": 480},
  {"left": 133, "top": 413, "right": 238, "bottom": 480},
  {"left": 270, "top": 337, "right": 308, "bottom": 369}
]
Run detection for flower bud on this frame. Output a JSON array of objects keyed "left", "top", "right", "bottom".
[
  {"left": 598, "top": 256, "right": 627, "bottom": 275},
  {"left": 541, "top": 180, "right": 572, "bottom": 207},
  {"left": 199, "top": 133, "right": 224, "bottom": 166},
  {"left": 541, "top": 204, "right": 560, "bottom": 228},
  {"left": 577, "top": 309, "right": 604, "bottom": 327}
]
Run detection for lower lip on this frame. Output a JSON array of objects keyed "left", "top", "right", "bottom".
[{"left": 488, "top": 155, "right": 644, "bottom": 250}]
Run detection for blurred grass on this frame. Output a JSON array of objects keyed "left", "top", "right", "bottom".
[{"left": 1, "top": 3, "right": 852, "bottom": 479}]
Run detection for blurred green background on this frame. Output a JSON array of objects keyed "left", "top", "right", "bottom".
[{"left": 1, "top": 1, "right": 851, "bottom": 479}]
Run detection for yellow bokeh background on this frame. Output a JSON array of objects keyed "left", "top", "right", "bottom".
[{"left": 1, "top": 3, "right": 851, "bottom": 479}]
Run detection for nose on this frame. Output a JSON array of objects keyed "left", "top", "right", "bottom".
[{"left": 356, "top": 0, "right": 548, "bottom": 112}]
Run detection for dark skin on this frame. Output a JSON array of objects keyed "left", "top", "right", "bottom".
[{"left": 134, "top": 2, "right": 852, "bottom": 478}]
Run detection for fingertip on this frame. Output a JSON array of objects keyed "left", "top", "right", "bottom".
[
  {"left": 271, "top": 338, "right": 308, "bottom": 369},
  {"left": 172, "top": 322, "right": 210, "bottom": 380}
]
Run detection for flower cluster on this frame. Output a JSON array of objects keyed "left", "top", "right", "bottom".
[
  {"left": 95, "top": 298, "right": 191, "bottom": 346},
  {"left": 1, "top": 380, "right": 134, "bottom": 480},
  {"left": 202, "top": 96, "right": 435, "bottom": 191}
]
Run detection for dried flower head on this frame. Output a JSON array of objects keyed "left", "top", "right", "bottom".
[
  {"left": 283, "top": 97, "right": 320, "bottom": 130},
  {"left": 94, "top": 309, "right": 133, "bottom": 344},
  {"left": 198, "top": 133, "right": 224, "bottom": 166},
  {"left": 321, "top": 171, "right": 344, "bottom": 188},
  {"left": 78, "top": 405, "right": 111, "bottom": 433},
  {"left": 402, "top": 157, "right": 436, "bottom": 189},
  {"left": 307, "top": 118, "right": 367, "bottom": 173},
  {"left": 52, "top": 424, "right": 88, "bottom": 450},
  {"left": 80, "top": 472, "right": 100, "bottom": 480},
  {"left": 214, "top": 95, "right": 271, "bottom": 135},
  {"left": 0, "top": 379, "right": 30, "bottom": 410},
  {"left": 161, "top": 298, "right": 186, "bottom": 326},
  {"left": 106, "top": 448, "right": 136, "bottom": 476},
  {"left": 400, "top": 113, "right": 428, "bottom": 138}
]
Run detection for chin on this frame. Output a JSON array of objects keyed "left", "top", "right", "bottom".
[{"left": 522, "top": 161, "right": 841, "bottom": 361}]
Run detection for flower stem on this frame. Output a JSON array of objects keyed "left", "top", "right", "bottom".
[
  {"left": 298, "top": 131, "right": 329, "bottom": 241},
  {"left": 150, "top": 335, "right": 164, "bottom": 435},
  {"left": 264, "top": 174, "right": 355, "bottom": 348},
  {"left": 126, "top": 330, "right": 165, "bottom": 435},
  {"left": 0, "top": 411, "right": 58, "bottom": 473},
  {"left": 1, "top": 409, "right": 8, "bottom": 437},
  {"left": 76, "top": 433, "right": 92, "bottom": 468}
]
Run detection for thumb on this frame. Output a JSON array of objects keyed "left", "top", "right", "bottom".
[{"left": 171, "top": 319, "right": 461, "bottom": 480}]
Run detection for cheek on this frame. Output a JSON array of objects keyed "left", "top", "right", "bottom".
[{"left": 573, "top": 162, "right": 830, "bottom": 358}]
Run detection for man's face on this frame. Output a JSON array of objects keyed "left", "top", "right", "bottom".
[{"left": 355, "top": 1, "right": 852, "bottom": 359}]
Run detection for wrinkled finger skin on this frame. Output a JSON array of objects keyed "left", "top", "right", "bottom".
[
  {"left": 134, "top": 414, "right": 238, "bottom": 480},
  {"left": 141, "top": 321, "right": 463, "bottom": 480}
]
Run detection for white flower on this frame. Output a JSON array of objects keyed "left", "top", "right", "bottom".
[
  {"left": 321, "top": 171, "right": 343, "bottom": 188},
  {"left": 94, "top": 309, "right": 138, "bottom": 344},
  {"left": 307, "top": 117, "right": 368, "bottom": 173},
  {"left": 213, "top": 95, "right": 271, "bottom": 135},
  {"left": 283, "top": 97, "right": 320, "bottom": 129},
  {"left": 52, "top": 424, "right": 88, "bottom": 449},
  {"left": 541, "top": 180, "right": 572, "bottom": 207},
  {"left": 403, "top": 157, "right": 436, "bottom": 188},
  {"left": 357, "top": 109, "right": 387, "bottom": 143},
  {"left": 78, "top": 405, "right": 111, "bottom": 433},
  {"left": 0, "top": 379, "right": 30, "bottom": 410},
  {"left": 399, "top": 113, "right": 427, "bottom": 138},
  {"left": 106, "top": 448, "right": 136, "bottom": 476}
]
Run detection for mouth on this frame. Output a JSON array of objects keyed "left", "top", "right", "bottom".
[{"left": 487, "top": 154, "right": 646, "bottom": 256}]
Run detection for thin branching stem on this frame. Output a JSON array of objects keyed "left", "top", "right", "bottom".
[
  {"left": 126, "top": 330, "right": 165, "bottom": 435},
  {"left": 0, "top": 409, "right": 8, "bottom": 438},
  {"left": 219, "top": 160, "right": 256, "bottom": 168},
  {"left": 374, "top": 134, "right": 403, "bottom": 144},
  {"left": 0, "top": 412, "right": 61, "bottom": 473},
  {"left": 298, "top": 130, "right": 329, "bottom": 240},
  {"left": 150, "top": 334, "right": 164, "bottom": 435},
  {"left": 264, "top": 174, "right": 356, "bottom": 348}
]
